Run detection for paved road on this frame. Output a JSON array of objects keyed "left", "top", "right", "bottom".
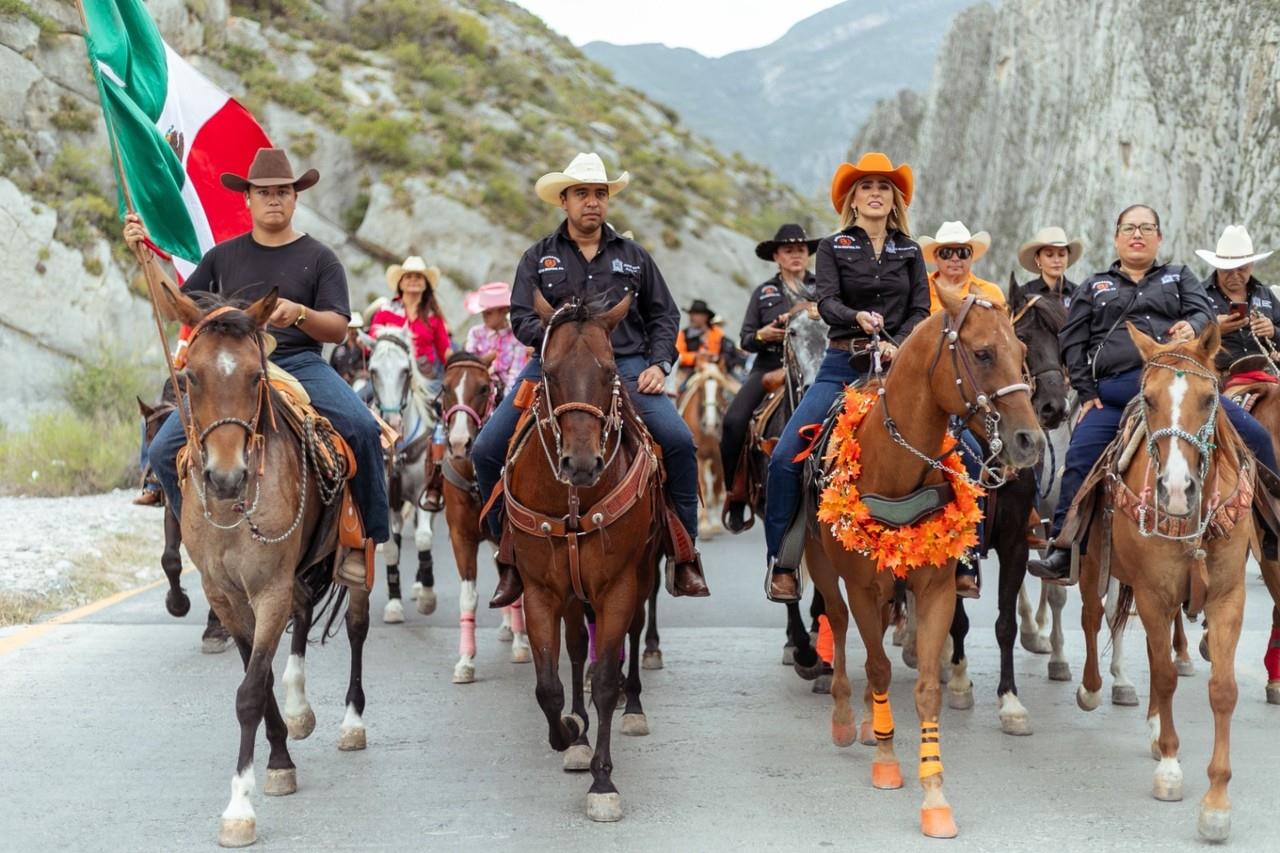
[{"left": 2, "top": 521, "right": 1279, "bottom": 851}]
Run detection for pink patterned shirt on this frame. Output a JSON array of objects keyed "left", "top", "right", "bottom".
[{"left": 464, "top": 324, "right": 529, "bottom": 394}]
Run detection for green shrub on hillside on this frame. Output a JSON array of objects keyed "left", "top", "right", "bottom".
[
  {"left": 61, "top": 355, "right": 154, "bottom": 423},
  {"left": 0, "top": 412, "right": 140, "bottom": 497},
  {"left": 345, "top": 114, "right": 420, "bottom": 168}
]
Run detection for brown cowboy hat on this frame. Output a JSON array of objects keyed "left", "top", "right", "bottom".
[
  {"left": 829, "top": 152, "right": 913, "bottom": 213},
  {"left": 220, "top": 147, "right": 320, "bottom": 193}
]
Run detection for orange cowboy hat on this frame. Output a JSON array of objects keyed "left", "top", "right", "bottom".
[{"left": 829, "top": 152, "right": 914, "bottom": 213}]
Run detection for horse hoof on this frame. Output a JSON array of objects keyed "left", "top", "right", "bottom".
[
  {"left": 510, "top": 642, "right": 532, "bottom": 664},
  {"left": 264, "top": 767, "right": 297, "bottom": 797},
  {"left": 1000, "top": 712, "right": 1032, "bottom": 736},
  {"left": 1076, "top": 685, "right": 1101, "bottom": 712},
  {"left": 382, "top": 598, "right": 405, "bottom": 624},
  {"left": 921, "top": 806, "right": 958, "bottom": 839},
  {"left": 1112, "top": 684, "right": 1140, "bottom": 707},
  {"left": 497, "top": 624, "right": 514, "bottom": 642},
  {"left": 1020, "top": 631, "right": 1051, "bottom": 654},
  {"left": 452, "top": 664, "right": 475, "bottom": 684},
  {"left": 947, "top": 686, "right": 974, "bottom": 710},
  {"left": 642, "top": 650, "right": 664, "bottom": 670},
  {"left": 202, "top": 634, "right": 232, "bottom": 655},
  {"left": 165, "top": 589, "right": 191, "bottom": 618},
  {"left": 831, "top": 719, "right": 857, "bottom": 748},
  {"left": 859, "top": 719, "right": 876, "bottom": 746},
  {"left": 1047, "top": 660, "right": 1072, "bottom": 682},
  {"left": 416, "top": 587, "right": 437, "bottom": 616},
  {"left": 586, "top": 792, "right": 622, "bottom": 822},
  {"left": 1266, "top": 681, "right": 1280, "bottom": 705},
  {"left": 285, "top": 707, "right": 316, "bottom": 740},
  {"left": 782, "top": 643, "right": 795, "bottom": 665},
  {"left": 902, "top": 647, "right": 919, "bottom": 670},
  {"left": 563, "top": 714, "right": 586, "bottom": 741},
  {"left": 1198, "top": 806, "right": 1231, "bottom": 842},
  {"left": 338, "top": 726, "right": 366, "bottom": 752},
  {"left": 812, "top": 673, "right": 832, "bottom": 695},
  {"left": 891, "top": 623, "right": 906, "bottom": 647},
  {"left": 1153, "top": 760, "right": 1184, "bottom": 801},
  {"left": 218, "top": 817, "right": 256, "bottom": 848},
  {"left": 1199, "top": 634, "right": 1211, "bottom": 662},
  {"left": 871, "top": 761, "right": 903, "bottom": 790},
  {"left": 563, "top": 743, "right": 593, "bottom": 771},
  {"left": 1175, "top": 658, "right": 1195, "bottom": 678},
  {"left": 793, "top": 657, "right": 824, "bottom": 682},
  {"left": 621, "top": 713, "right": 649, "bottom": 736}
]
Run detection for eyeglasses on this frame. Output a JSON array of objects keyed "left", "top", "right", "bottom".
[
  {"left": 935, "top": 246, "right": 972, "bottom": 261},
  {"left": 1117, "top": 223, "right": 1160, "bottom": 236}
]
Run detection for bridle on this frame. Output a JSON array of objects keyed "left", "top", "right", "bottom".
[
  {"left": 1011, "top": 293, "right": 1068, "bottom": 498},
  {"left": 1010, "top": 294, "right": 1068, "bottom": 397},
  {"left": 877, "top": 296, "right": 1031, "bottom": 488},
  {"left": 439, "top": 359, "right": 497, "bottom": 436},
  {"left": 370, "top": 333, "right": 413, "bottom": 419}
]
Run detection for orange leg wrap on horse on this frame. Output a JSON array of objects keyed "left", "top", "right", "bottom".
[
  {"left": 872, "top": 691, "right": 894, "bottom": 742},
  {"left": 816, "top": 614, "right": 833, "bottom": 664},
  {"left": 919, "top": 723, "right": 943, "bottom": 779}
]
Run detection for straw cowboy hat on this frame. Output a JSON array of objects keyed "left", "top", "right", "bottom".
[
  {"left": 1196, "top": 225, "right": 1274, "bottom": 270},
  {"left": 755, "top": 223, "right": 819, "bottom": 261},
  {"left": 829, "top": 152, "right": 914, "bottom": 213},
  {"left": 535, "top": 152, "right": 630, "bottom": 206},
  {"left": 385, "top": 256, "right": 441, "bottom": 291},
  {"left": 1017, "top": 226, "right": 1083, "bottom": 273},
  {"left": 919, "top": 221, "right": 991, "bottom": 265},
  {"left": 464, "top": 281, "right": 512, "bottom": 314},
  {"left": 220, "top": 147, "right": 319, "bottom": 192}
]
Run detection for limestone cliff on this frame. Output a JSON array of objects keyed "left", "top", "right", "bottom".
[{"left": 850, "top": 0, "right": 1280, "bottom": 282}]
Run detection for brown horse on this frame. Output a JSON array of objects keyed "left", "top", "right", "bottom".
[
  {"left": 804, "top": 284, "right": 1043, "bottom": 838},
  {"left": 505, "top": 292, "right": 661, "bottom": 822},
  {"left": 678, "top": 357, "right": 733, "bottom": 536},
  {"left": 160, "top": 286, "right": 371, "bottom": 848},
  {"left": 1075, "top": 324, "right": 1253, "bottom": 842},
  {"left": 438, "top": 352, "right": 531, "bottom": 683}
]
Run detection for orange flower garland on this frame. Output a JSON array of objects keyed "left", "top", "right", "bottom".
[{"left": 816, "top": 386, "right": 985, "bottom": 577}]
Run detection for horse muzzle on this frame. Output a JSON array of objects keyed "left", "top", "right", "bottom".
[
  {"left": 1001, "top": 428, "right": 1045, "bottom": 470},
  {"left": 559, "top": 453, "right": 604, "bottom": 487},
  {"left": 204, "top": 465, "right": 247, "bottom": 501}
]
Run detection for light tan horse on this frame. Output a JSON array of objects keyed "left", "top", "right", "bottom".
[
  {"left": 678, "top": 357, "right": 736, "bottom": 536},
  {"left": 1075, "top": 323, "right": 1252, "bottom": 842},
  {"left": 804, "top": 284, "right": 1043, "bottom": 838}
]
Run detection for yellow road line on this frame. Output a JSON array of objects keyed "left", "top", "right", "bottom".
[{"left": 0, "top": 574, "right": 179, "bottom": 658}]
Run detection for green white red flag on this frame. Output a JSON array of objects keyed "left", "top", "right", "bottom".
[{"left": 81, "top": 0, "right": 271, "bottom": 275}]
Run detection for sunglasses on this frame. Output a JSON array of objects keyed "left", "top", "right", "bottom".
[{"left": 935, "top": 246, "right": 972, "bottom": 261}]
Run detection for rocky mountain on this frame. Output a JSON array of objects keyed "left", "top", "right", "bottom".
[
  {"left": 0, "top": 0, "right": 820, "bottom": 425},
  {"left": 849, "top": 0, "right": 1280, "bottom": 283},
  {"left": 583, "top": 0, "right": 974, "bottom": 194}
]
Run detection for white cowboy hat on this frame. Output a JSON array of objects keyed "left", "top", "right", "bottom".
[
  {"left": 1195, "top": 225, "right": 1274, "bottom": 270},
  {"left": 348, "top": 311, "right": 365, "bottom": 329},
  {"left": 535, "top": 152, "right": 630, "bottom": 206},
  {"left": 385, "top": 256, "right": 441, "bottom": 291},
  {"left": 1017, "top": 226, "right": 1084, "bottom": 274},
  {"left": 919, "top": 220, "right": 991, "bottom": 265}
]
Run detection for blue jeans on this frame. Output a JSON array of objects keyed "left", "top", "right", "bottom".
[
  {"left": 473, "top": 355, "right": 700, "bottom": 542},
  {"left": 1051, "top": 368, "right": 1278, "bottom": 535},
  {"left": 765, "top": 348, "right": 861, "bottom": 560},
  {"left": 956, "top": 428, "right": 986, "bottom": 562},
  {"left": 149, "top": 350, "right": 390, "bottom": 543}
]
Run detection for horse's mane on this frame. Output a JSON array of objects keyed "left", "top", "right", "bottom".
[
  {"left": 446, "top": 351, "right": 487, "bottom": 367},
  {"left": 191, "top": 293, "right": 259, "bottom": 339},
  {"left": 547, "top": 296, "right": 614, "bottom": 330}
]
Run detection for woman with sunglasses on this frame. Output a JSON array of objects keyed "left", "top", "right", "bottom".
[
  {"left": 1029, "top": 204, "right": 1280, "bottom": 582},
  {"left": 765, "top": 153, "right": 928, "bottom": 603}
]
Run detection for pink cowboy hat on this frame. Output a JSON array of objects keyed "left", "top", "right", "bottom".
[{"left": 464, "top": 281, "right": 512, "bottom": 314}]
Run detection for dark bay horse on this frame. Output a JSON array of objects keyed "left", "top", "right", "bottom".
[
  {"left": 160, "top": 286, "right": 370, "bottom": 847},
  {"left": 505, "top": 292, "right": 661, "bottom": 822}
]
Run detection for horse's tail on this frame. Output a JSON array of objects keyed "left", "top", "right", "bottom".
[
  {"left": 292, "top": 555, "right": 349, "bottom": 645},
  {"left": 1108, "top": 582, "right": 1135, "bottom": 643}
]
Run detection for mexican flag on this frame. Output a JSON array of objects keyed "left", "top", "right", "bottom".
[{"left": 81, "top": 0, "right": 271, "bottom": 275}]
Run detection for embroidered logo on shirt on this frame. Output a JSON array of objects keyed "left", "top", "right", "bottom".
[
  {"left": 1160, "top": 274, "right": 1180, "bottom": 285},
  {"left": 1091, "top": 279, "right": 1117, "bottom": 293},
  {"left": 884, "top": 240, "right": 897, "bottom": 254},
  {"left": 760, "top": 285, "right": 780, "bottom": 299},
  {"left": 611, "top": 258, "right": 642, "bottom": 275},
  {"left": 833, "top": 235, "right": 858, "bottom": 250},
  {"left": 538, "top": 255, "right": 565, "bottom": 274}
]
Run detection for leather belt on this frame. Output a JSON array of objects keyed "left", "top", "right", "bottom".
[{"left": 828, "top": 337, "right": 869, "bottom": 352}]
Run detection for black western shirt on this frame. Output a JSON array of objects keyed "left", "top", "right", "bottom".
[
  {"left": 1060, "top": 261, "right": 1214, "bottom": 402},
  {"left": 510, "top": 222, "right": 679, "bottom": 367},
  {"left": 814, "top": 227, "right": 929, "bottom": 343},
  {"left": 739, "top": 272, "right": 817, "bottom": 372},
  {"left": 1023, "top": 275, "right": 1078, "bottom": 306},
  {"left": 1205, "top": 273, "right": 1280, "bottom": 362}
]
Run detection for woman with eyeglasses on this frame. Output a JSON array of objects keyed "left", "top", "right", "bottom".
[{"left": 1029, "top": 204, "right": 1280, "bottom": 583}]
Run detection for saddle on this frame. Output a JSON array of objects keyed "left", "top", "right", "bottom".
[{"left": 723, "top": 385, "right": 789, "bottom": 529}]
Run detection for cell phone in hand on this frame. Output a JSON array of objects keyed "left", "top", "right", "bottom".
[{"left": 1230, "top": 301, "right": 1249, "bottom": 319}]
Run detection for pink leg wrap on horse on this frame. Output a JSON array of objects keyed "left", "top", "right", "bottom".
[
  {"left": 1265, "top": 627, "right": 1280, "bottom": 681},
  {"left": 460, "top": 612, "right": 477, "bottom": 658},
  {"left": 509, "top": 597, "right": 525, "bottom": 634},
  {"left": 588, "top": 622, "right": 598, "bottom": 663}
]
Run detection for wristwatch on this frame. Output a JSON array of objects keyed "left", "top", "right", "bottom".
[
  {"left": 656, "top": 360, "right": 672, "bottom": 376},
  {"left": 294, "top": 305, "right": 307, "bottom": 326}
]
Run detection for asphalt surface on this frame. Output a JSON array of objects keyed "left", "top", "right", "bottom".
[{"left": 2, "top": 521, "right": 1279, "bottom": 851}]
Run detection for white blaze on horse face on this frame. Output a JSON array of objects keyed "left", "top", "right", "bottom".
[
  {"left": 448, "top": 376, "right": 470, "bottom": 455},
  {"left": 1161, "top": 374, "right": 1194, "bottom": 516},
  {"left": 703, "top": 376, "right": 719, "bottom": 432},
  {"left": 216, "top": 351, "right": 237, "bottom": 378}
]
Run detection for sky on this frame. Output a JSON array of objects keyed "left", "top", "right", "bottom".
[{"left": 510, "top": 0, "right": 845, "bottom": 58}]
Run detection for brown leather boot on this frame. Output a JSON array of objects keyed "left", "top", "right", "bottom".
[
  {"left": 669, "top": 554, "right": 710, "bottom": 597},
  {"left": 489, "top": 562, "right": 524, "bottom": 608},
  {"left": 132, "top": 489, "right": 162, "bottom": 506},
  {"left": 767, "top": 569, "right": 799, "bottom": 603},
  {"left": 336, "top": 547, "right": 369, "bottom": 589}
]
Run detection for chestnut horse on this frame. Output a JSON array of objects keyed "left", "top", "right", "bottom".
[
  {"left": 438, "top": 352, "right": 531, "bottom": 683},
  {"left": 505, "top": 292, "right": 661, "bottom": 822},
  {"left": 678, "top": 358, "right": 733, "bottom": 535},
  {"left": 1075, "top": 324, "right": 1252, "bottom": 842},
  {"left": 804, "top": 284, "right": 1043, "bottom": 838},
  {"left": 160, "top": 286, "right": 371, "bottom": 847}
]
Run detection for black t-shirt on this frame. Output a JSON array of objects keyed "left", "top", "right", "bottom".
[{"left": 182, "top": 233, "right": 350, "bottom": 356}]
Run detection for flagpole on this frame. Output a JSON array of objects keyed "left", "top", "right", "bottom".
[{"left": 76, "top": 0, "right": 193, "bottom": 440}]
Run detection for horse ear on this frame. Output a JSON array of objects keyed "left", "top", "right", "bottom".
[
  {"left": 1126, "top": 321, "right": 1159, "bottom": 361},
  {"left": 933, "top": 279, "right": 964, "bottom": 317},
  {"left": 137, "top": 396, "right": 154, "bottom": 418},
  {"left": 245, "top": 287, "right": 280, "bottom": 328},
  {"left": 1007, "top": 273, "right": 1023, "bottom": 313},
  {"left": 157, "top": 277, "right": 203, "bottom": 326},
  {"left": 599, "top": 291, "right": 633, "bottom": 333},
  {"left": 533, "top": 288, "right": 555, "bottom": 324},
  {"left": 1196, "top": 320, "right": 1221, "bottom": 363}
]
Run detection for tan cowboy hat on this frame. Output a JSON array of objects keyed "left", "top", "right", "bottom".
[
  {"left": 385, "top": 256, "right": 440, "bottom": 291},
  {"left": 1196, "top": 225, "right": 1274, "bottom": 270},
  {"left": 920, "top": 220, "right": 991, "bottom": 265},
  {"left": 220, "top": 147, "right": 319, "bottom": 193},
  {"left": 1017, "top": 226, "right": 1083, "bottom": 273},
  {"left": 535, "top": 152, "right": 629, "bottom": 206}
]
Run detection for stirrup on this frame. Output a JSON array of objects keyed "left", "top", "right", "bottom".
[{"left": 764, "top": 557, "right": 804, "bottom": 603}]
